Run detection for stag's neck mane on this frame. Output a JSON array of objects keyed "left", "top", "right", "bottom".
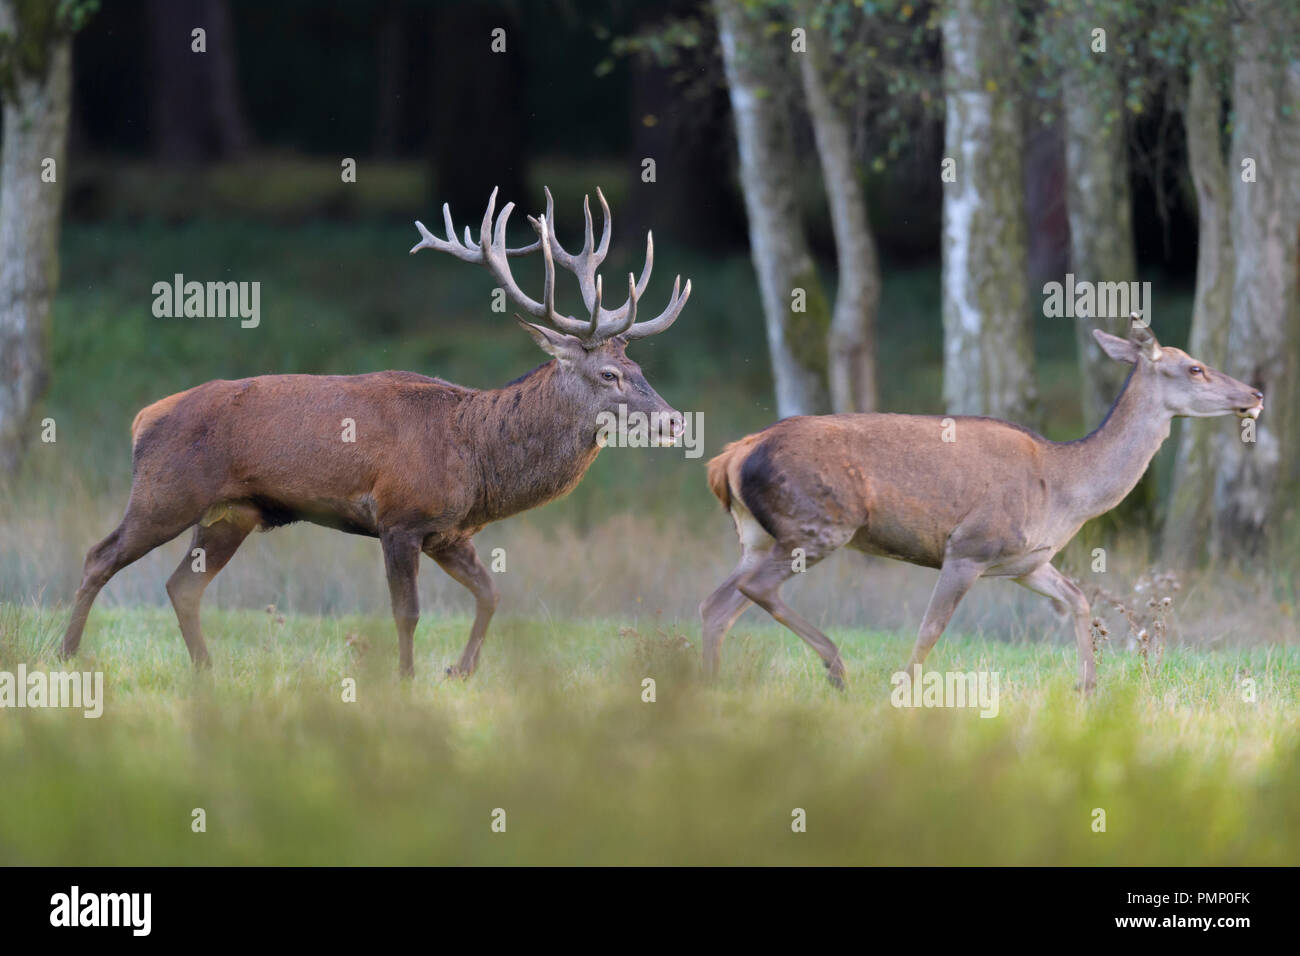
[
  {"left": 458, "top": 361, "right": 600, "bottom": 520},
  {"left": 1054, "top": 365, "right": 1173, "bottom": 520}
]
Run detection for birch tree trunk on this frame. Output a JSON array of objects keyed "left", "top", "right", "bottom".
[
  {"left": 797, "top": 7, "right": 879, "bottom": 413},
  {"left": 1163, "top": 63, "right": 1234, "bottom": 566},
  {"left": 1211, "top": 4, "right": 1300, "bottom": 559},
  {"left": 940, "top": 0, "right": 1036, "bottom": 421},
  {"left": 0, "top": 7, "right": 72, "bottom": 474},
  {"left": 715, "top": 0, "right": 830, "bottom": 417},
  {"left": 1060, "top": 5, "right": 1137, "bottom": 428}
]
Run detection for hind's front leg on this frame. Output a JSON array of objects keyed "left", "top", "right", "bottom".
[
  {"left": 1014, "top": 563, "right": 1096, "bottom": 693},
  {"left": 904, "top": 557, "right": 983, "bottom": 676}
]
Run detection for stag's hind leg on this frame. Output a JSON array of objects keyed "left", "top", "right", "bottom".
[
  {"left": 165, "top": 502, "right": 261, "bottom": 668},
  {"left": 61, "top": 502, "right": 203, "bottom": 659},
  {"left": 737, "top": 539, "right": 851, "bottom": 689},
  {"left": 429, "top": 540, "right": 497, "bottom": 679}
]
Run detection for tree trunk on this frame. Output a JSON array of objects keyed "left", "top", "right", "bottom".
[
  {"left": 940, "top": 0, "right": 1036, "bottom": 421},
  {"left": 1278, "top": 63, "right": 1300, "bottom": 510},
  {"left": 0, "top": 12, "right": 71, "bottom": 475},
  {"left": 1163, "top": 63, "right": 1233, "bottom": 566},
  {"left": 714, "top": 0, "right": 830, "bottom": 417},
  {"left": 1060, "top": 11, "right": 1137, "bottom": 428},
  {"left": 1211, "top": 4, "right": 1300, "bottom": 559},
  {"left": 147, "top": 0, "right": 252, "bottom": 162},
  {"left": 1024, "top": 117, "right": 1070, "bottom": 290},
  {"left": 796, "top": 6, "right": 879, "bottom": 413}
]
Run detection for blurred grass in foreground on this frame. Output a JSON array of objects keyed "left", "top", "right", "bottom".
[{"left": 1, "top": 603, "right": 1297, "bottom": 865}]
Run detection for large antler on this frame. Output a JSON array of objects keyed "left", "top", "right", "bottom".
[{"left": 410, "top": 186, "right": 690, "bottom": 346}]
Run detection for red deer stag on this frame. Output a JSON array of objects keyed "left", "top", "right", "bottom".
[
  {"left": 702, "top": 317, "right": 1262, "bottom": 691},
  {"left": 60, "top": 187, "right": 690, "bottom": 678}
]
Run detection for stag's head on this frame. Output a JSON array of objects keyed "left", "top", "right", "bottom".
[
  {"left": 1093, "top": 315, "right": 1263, "bottom": 420},
  {"left": 411, "top": 186, "right": 689, "bottom": 446}
]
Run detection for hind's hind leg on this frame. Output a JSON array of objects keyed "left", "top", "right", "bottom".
[
  {"left": 166, "top": 503, "right": 261, "bottom": 667},
  {"left": 700, "top": 503, "right": 771, "bottom": 679},
  {"left": 737, "top": 538, "right": 850, "bottom": 689}
]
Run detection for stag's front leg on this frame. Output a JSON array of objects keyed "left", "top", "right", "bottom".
[
  {"left": 381, "top": 530, "right": 424, "bottom": 678},
  {"left": 429, "top": 540, "right": 498, "bottom": 679}
]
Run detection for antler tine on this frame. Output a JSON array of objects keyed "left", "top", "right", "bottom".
[
  {"left": 604, "top": 273, "right": 638, "bottom": 338},
  {"left": 543, "top": 186, "right": 577, "bottom": 267},
  {"left": 528, "top": 215, "right": 554, "bottom": 323},
  {"left": 478, "top": 186, "right": 498, "bottom": 250},
  {"left": 526, "top": 213, "right": 598, "bottom": 338},
  {"left": 581, "top": 193, "right": 595, "bottom": 258},
  {"left": 410, "top": 191, "right": 539, "bottom": 262},
  {"left": 540, "top": 185, "right": 612, "bottom": 314},
  {"left": 622, "top": 275, "right": 692, "bottom": 340},
  {"left": 587, "top": 273, "right": 603, "bottom": 340},
  {"left": 462, "top": 190, "right": 549, "bottom": 325},
  {"left": 635, "top": 230, "right": 653, "bottom": 297},
  {"left": 410, "top": 208, "right": 480, "bottom": 262},
  {"left": 593, "top": 187, "right": 612, "bottom": 263},
  {"left": 586, "top": 228, "right": 654, "bottom": 328}
]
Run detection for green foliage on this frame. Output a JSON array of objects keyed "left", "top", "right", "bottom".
[
  {"left": 0, "top": 0, "right": 96, "bottom": 95},
  {"left": 802, "top": 0, "right": 944, "bottom": 170},
  {"left": 2, "top": 602, "right": 1297, "bottom": 864}
]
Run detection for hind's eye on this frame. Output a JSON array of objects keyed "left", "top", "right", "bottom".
[
  {"left": 1190, "top": 366, "right": 1203, "bottom": 377},
  {"left": 601, "top": 371, "right": 617, "bottom": 382}
]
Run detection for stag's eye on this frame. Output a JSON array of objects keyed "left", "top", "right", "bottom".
[
  {"left": 601, "top": 371, "right": 618, "bottom": 382},
  {"left": 1189, "top": 366, "right": 1203, "bottom": 377}
]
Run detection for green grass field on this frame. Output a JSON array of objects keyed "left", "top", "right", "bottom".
[{"left": 2, "top": 603, "right": 1297, "bottom": 865}]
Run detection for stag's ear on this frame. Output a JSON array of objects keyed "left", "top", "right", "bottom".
[
  {"left": 515, "top": 317, "right": 583, "bottom": 362},
  {"left": 1127, "top": 313, "right": 1162, "bottom": 362},
  {"left": 1092, "top": 329, "right": 1139, "bottom": 365}
]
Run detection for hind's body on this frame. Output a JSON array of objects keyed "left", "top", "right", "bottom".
[
  {"left": 710, "top": 414, "right": 1086, "bottom": 577},
  {"left": 700, "top": 322, "right": 1264, "bottom": 691}
]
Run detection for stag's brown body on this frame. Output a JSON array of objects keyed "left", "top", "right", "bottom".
[
  {"left": 129, "top": 367, "right": 599, "bottom": 542},
  {"left": 701, "top": 320, "right": 1263, "bottom": 691},
  {"left": 60, "top": 187, "right": 689, "bottom": 678}
]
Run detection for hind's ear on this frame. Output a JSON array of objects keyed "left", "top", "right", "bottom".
[{"left": 1092, "top": 329, "right": 1138, "bottom": 365}]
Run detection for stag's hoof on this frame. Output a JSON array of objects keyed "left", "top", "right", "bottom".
[{"left": 445, "top": 665, "right": 472, "bottom": 680}]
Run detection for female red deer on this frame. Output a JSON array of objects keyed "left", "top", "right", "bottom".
[
  {"left": 702, "top": 318, "right": 1262, "bottom": 691},
  {"left": 60, "top": 187, "right": 689, "bottom": 678}
]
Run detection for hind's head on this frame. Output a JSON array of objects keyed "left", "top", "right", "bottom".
[{"left": 1093, "top": 315, "right": 1263, "bottom": 420}]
